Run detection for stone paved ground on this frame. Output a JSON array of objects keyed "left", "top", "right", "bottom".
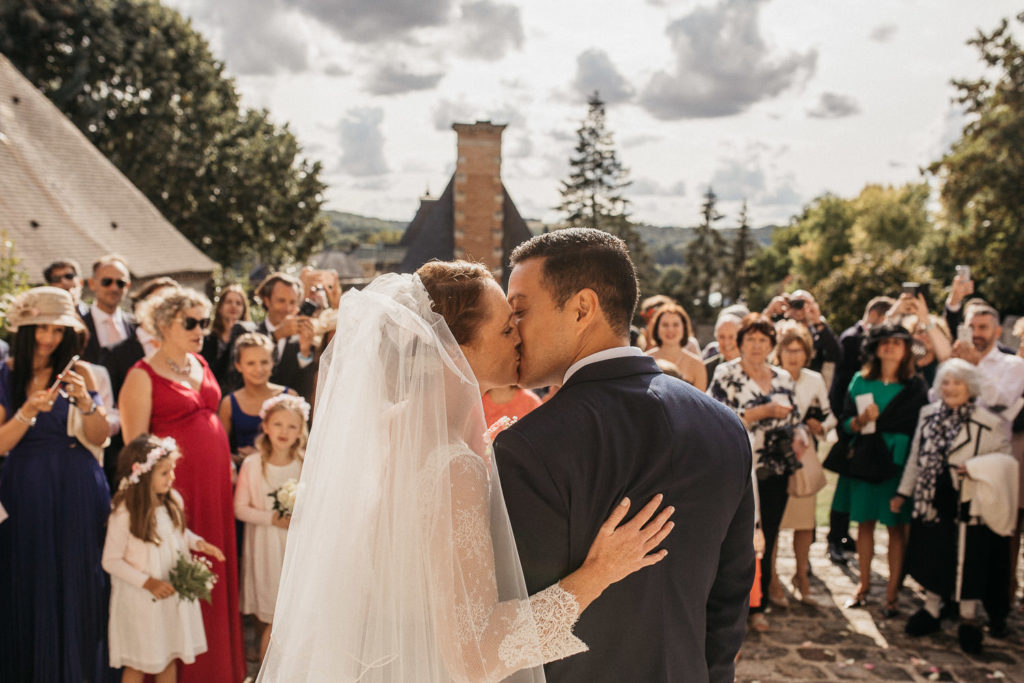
[
  {"left": 243, "top": 528, "right": 1024, "bottom": 682},
  {"left": 739, "top": 529, "right": 1024, "bottom": 683}
]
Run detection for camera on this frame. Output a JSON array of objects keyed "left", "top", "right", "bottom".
[
  {"left": 902, "top": 282, "right": 930, "bottom": 302},
  {"left": 788, "top": 299, "right": 806, "bottom": 310},
  {"left": 955, "top": 264, "right": 971, "bottom": 281},
  {"left": 298, "top": 299, "right": 319, "bottom": 317}
]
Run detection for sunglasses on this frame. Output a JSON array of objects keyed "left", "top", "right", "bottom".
[
  {"left": 48, "top": 273, "right": 77, "bottom": 283},
  {"left": 181, "top": 316, "right": 211, "bottom": 331},
  {"left": 100, "top": 278, "right": 128, "bottom": 289}
]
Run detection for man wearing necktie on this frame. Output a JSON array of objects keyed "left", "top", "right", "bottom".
[
  {"left": 82, "top": 255, "right": 135, "bottom": 364},
  {"left": 254, "top": 272, "right": 317, "bottom": 404}
]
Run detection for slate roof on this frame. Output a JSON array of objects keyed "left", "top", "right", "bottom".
[
  {"left": 0, "top": 54, "right": 217, "bottom": 284},
  {"left": 397, "top": 177, "right": 532, "bottom": 282}
]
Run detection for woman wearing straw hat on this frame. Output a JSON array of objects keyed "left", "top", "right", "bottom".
[{"left": 0, "top": 286, "right": 113, "bottom": 681}]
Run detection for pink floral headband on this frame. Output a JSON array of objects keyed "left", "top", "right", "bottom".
[
  {"left": 259, "top": 394, "right": 311, "bottom": 422},
  {"left": 117, "top": 437, "right": 179, "bottom": 491}
]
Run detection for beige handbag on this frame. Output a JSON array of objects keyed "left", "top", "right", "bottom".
[{"left": 788, "top": 428, "right": 827, "bottom": 498}]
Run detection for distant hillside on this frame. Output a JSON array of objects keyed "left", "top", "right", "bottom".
[
  {"left": 322, "top": 210, "right": 407, "bottom": 250},
  {"left": 320, "top": 210, "right": 778, "bottom": 265},
  {"left": 634, "top": 223, "right": 777, "bottom": 250}
]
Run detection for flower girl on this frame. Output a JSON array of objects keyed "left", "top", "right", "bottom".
[
  {"left": 233, "top": 394, "right": 308, "bottom": 662},
  {"left": 102, "top": 434, "right": 226, "bottom": 682}
]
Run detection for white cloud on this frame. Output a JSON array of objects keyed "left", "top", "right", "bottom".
[
  {"left": 639, "top": 0, "right": 817, "bottom": 119},
  {"left": 338, "top": 108, "right": 389, "bottom": 176},
  {"left": 457, "top": 1, "right": 525, "bottom": 60},
  {"left": 869, "top": 23, "right": 898, "bottom": 42},
  {"left": 292, "top": 0, "right": 453, "bottom": 42},
  {"left": 807, "top": 92, "right": 862, "bottom": 119},
  {"left": 431, "top": 99, "right": 525, "bottom": 131},
  {"left": 629, "top": 177, "right": 686, "bottom": 196},
  {"left": 366, "top": 64, "right": 444, "bottom": 95},
  {"left": 571, "top": 49, "right": 635, "bottom": 104}
]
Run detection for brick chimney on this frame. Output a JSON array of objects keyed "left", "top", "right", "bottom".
[{"left": 452, "top": 121, "right": 506, "bottom": 273}]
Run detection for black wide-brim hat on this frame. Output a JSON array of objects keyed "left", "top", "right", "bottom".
[{"left": 860, "top": 322, "right": 913, "bottom": 361}]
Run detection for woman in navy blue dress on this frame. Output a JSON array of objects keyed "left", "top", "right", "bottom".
[{"left": 0, "top": 287, "right": 113, "bottom": 681}]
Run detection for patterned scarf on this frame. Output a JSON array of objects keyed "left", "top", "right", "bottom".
[{"left": 912, "top": 402, "right": 974, "bottom": 523}]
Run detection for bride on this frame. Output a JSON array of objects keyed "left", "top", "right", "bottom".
[{"left": 258, "top": 261, "right": 674, "bottom": 682}]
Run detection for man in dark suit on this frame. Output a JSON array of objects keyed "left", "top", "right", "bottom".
[
  {"left": 254, "top": 272, "right": 317, "bottom": 403},
  {"left": 80, "top": 254, "right": 135, "bottom": 366},
  {"left": 43, "top": 258, "right": 89, "bottom": 318},
  {"left": 494, "top": 229, "right": 755, "bottom": 683}
]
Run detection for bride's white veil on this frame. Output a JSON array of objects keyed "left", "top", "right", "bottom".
[{"left": 258, "top": 273, "right": 545, "bottom": 682}]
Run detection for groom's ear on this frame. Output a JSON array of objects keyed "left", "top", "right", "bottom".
[{"left": 572, "top": 288, "right": 602, "bottom": 325}]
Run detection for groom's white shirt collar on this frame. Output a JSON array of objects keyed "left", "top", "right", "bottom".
[{"left": 562, "top": 345, "right": 644, "bottom": 385}]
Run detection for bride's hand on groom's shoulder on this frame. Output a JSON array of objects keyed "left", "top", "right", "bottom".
[{"left": 585, "top": 494, "right": 675, "bottom": 586}]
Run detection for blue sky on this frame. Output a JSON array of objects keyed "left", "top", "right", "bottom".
[{"left": 164, "top": 0, "right": 1022, "bottom": 228}]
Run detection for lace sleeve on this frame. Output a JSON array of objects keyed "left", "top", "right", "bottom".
[{"left": 432, "top": 451, "right": 587, "bottom": 683}]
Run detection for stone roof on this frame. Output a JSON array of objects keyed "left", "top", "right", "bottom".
[{"left": 0, "top": 54, "right": 217, "bottom": 284}]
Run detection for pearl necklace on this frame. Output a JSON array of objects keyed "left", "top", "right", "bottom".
[{"left": 165, "top": 354, "right": 193, "bottom": 376}]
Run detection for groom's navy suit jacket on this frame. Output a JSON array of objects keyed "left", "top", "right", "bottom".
[{"left": 495, "top": 354, "right": 755, "bottom": 683}]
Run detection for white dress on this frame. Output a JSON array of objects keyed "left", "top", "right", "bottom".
[
  {"left": 234, "top": 453, "right": 302, "bottom": 623},
  {"left": 102, "top": 500, "right": 207, "bottom": 673}
]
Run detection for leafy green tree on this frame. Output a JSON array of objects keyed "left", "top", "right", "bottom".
[
  {"left": 787, "top": 193, "right": 856, "bottom": 286},
  {"left": 927, "top": 12, "right": 1024, "bottom": 313},
  {"left": 682, "top": 187, "right": 728, "bottom": 319},
  {"left": 656, "top": 265, "right": 687, "bottom": 304},
  {"left": 557, "top": 91, "right": 655, "bottom": 291},
  {"left": 0, "top": 0, "right": 327, "bottom": 269},
  {"left": 850, "top": 184, "right": 931, "bottom": 254},
  {"left": 743, "top": 222, "right": 800, "bottom": 312},
  {"left": 814, "top": 250, "right": 940, "bottom": 332},
  {"left": 0, "top": 233, "right": 32, "bottom": 341}
]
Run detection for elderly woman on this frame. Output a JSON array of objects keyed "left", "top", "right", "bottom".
[
  {"left": 120, "top": 288, "right": 245, "bottom": 682},
  {"left": 0, "top": 287, "right": 112, "bottom": 681},
  {"left": 645, "top": 304, "right": 707, "bottom": 391},
  {"left": 892, "top": 359, "right": 1012, "bottom": 653},
  {"left": 769, "top": 322, "right": 837, "bottom": 606},
  {"left": 831, "top": 323, "right": 929, "bottom": 616},
  {"left": 201, "top": 283, "right": 252, "bottom": 395},
  {"left": 709, "top": 313, "right": 800, "bottom": 631}
]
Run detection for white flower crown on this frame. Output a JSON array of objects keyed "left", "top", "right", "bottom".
[
  {"left": 259, "top": 394, "right": 311, "bottom": 422},
  {"left": 117, "top": 437, "right": 179, "bottom": 492}
]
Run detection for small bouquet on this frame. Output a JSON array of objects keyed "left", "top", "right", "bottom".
[
  {"left": 269, "top": 478, "right": 299, "bottom": 517},
  {"left": 169, "top": 552, "right": 218, "bottom": 604}
]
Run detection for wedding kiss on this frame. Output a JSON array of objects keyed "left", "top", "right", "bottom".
[{"left": 259, "top": 228, "right": 755, "bottom": 683}]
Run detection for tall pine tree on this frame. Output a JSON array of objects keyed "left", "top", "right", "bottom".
[
  {"left": 725, "top": 201, "right": 757, "bottom": 303},
  {"left": 683, "top": 187, "right": 728, "bottom": 319},
  {"left": 557, "top": 92, "right": 654, "bottom": 292}
]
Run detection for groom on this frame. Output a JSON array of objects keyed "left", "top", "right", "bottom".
[{"left": 494, "top": 229, "right": 754, "bottom": 682}]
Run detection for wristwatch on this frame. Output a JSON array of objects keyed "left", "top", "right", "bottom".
[{"left": 79, "top": 401, "right": 99, "bottom": 416}]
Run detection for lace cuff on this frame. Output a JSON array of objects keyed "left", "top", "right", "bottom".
[{"left": 497, "top": 582, "right": 588, "bottom": 669}]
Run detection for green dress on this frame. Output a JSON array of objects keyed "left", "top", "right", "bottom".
[{"left": 831, "top": 373, "right": 913, "bottom": 526}]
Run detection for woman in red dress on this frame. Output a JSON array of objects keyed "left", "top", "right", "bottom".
[{"left": 121, "top": 288, "right": 245, "bottom": 682}]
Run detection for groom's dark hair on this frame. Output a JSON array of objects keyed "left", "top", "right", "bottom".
[{"left": 510, "top": 228, "right": 639, "bottom": 338}]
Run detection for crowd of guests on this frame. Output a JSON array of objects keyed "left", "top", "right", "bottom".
[
  {"left": 0, "top": 252, "right": 1022, "bottom": 680},
  {"left": 636, "top": 275, "right": 1024, "bottom": 654},
  {"left": 0, "top": 255, "right": 331, "bottom": 681}
]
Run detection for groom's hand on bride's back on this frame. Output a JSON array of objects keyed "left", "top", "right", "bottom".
[{"left": 585, "top": 494, "right": 675, "bottom": 585}]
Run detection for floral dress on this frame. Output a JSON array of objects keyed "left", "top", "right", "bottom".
[{"left": 708, "top": 359, "right": 801, "bottom": 478}]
